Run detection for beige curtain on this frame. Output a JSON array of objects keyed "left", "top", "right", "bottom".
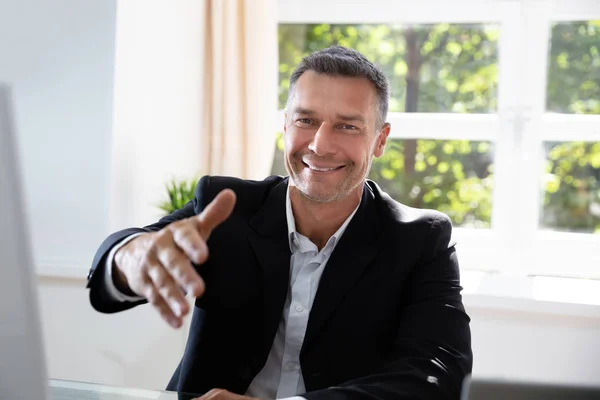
[{"left": 201, "top": 0, "right": 278, "bottom": 180}]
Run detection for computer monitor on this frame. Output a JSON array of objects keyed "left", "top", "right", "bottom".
[
  {"left": 0, "top": 83, "right": 49, "bottom": 400},
  {"left": 461, "top": 375, "right": 600, "bottom": 400}
]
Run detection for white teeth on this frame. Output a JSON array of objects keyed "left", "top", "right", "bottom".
[{"left": 307, "top": 165, "right": 337, "bottom": 172}]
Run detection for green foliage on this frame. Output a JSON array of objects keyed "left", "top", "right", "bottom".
[
  {"left": 279, "top": 23, "right": 499, "bottom": 112},
  {"left": 370, "top": 139, "right": 493, "bottom": 228},
  {"left": 542, "top": 142, "right": 600, "bottom": 232},
  {"left": 542, "top": 21, "right": 600, "bottom": 232},
  {"left": 158, "top": 178, "right": 198, "bottom": 215},
  {"left": 547, "top": 21, "right": 600, "bottom": 114},
  {"left": 275, "top": 21, "right": 600, "bottom": 233}
]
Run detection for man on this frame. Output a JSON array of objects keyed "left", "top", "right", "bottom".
[{"left": 87, "top": 46, "right": 473, "bottom": 400}]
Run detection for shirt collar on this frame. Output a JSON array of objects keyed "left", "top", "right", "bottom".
[{"left": 286, "top": 184, "right": 362, "bottom": 254}]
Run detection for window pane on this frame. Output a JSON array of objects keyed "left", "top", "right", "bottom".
[
  {"left": 541, "top": 141, "right": 600, "bottom": 233},
  {"left": 271, "top": 135, "right": 494, "bottom": 228},
  {"left": 370, "top": 139, "right": 493, "bottom": 228},
  {"left": 279, "top": 24, "right": 499, "bottom": 113},
  {"left": 547, "top": 21, "right": 600, "bottom": 114}
]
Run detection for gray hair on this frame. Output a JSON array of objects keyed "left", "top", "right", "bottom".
[{"left": 287, "top": 46, "right": 390, "bottom": 128}]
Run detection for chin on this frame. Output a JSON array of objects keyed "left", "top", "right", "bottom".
[
  {"left": 303, "top": 191, "right": 339, "bottom": 203},
  {"left": 290, "top": 173, "right": 357, "bottom": 203},
  {"left": 300, "top": 183, "right": 346, "bottom": 203}
]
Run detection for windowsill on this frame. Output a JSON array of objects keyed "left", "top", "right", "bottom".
[
  {"left": 37, "top": 264, "right": 89, "bottom": 280},
  {"left": 462, "top": 271, "right": 600, "bottom": 319}
]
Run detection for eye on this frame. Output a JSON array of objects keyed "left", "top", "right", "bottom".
[
  {"left": 338, "top": 124, "right": 358, "bottom": 131},
  {"left": 296, "top": 118, "right": 313, "bottom": 126}
]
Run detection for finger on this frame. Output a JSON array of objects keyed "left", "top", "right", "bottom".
[
  {"left": 146, "top": 259, "right": 189, "bottom": 318},
  {"left": 199, "top": 389, "right": 228, "bottom": 400},
  {"left": 157, "top": 244, "right": 205, "bottom": 298},
  {"left": 196, "top": 189, "right": 236, "bottom": 239},
  {"left": 140, "top": 272, "right": 182, "bottom": 328},
  {"left": 172, "top": 225, "right": 210, "bottom": 265}
]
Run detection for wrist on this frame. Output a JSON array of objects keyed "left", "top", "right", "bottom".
[{"left": 112, "top": 249, "right": 136, "bottom": 296}]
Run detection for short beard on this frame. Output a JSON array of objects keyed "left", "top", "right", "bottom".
[{"left": 285, "top": 154, "right": 370, "bottom": 204}]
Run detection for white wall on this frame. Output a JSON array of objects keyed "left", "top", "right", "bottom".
[
  {"left": 467, "top": 299, "right": 600, "bottom": 385},
  {"left": 37, "top": 276, "right": 183, "bottom": 389},
  {"left": 0, "top": 0, "right": 206, "bottom": 268},
  {"left": 110, "top": 0, "right": 206, "bottom": 231},
  {"left": 0, "top": 0, "right": 116, "bottom": 272}
]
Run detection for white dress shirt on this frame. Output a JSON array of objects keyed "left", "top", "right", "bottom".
[{"left": 103, "top": 186, "right": 360, "bottom": 399}]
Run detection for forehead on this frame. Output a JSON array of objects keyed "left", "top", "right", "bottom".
[{"left": 290, "top": 70, "right": 378, "bottom": 117}]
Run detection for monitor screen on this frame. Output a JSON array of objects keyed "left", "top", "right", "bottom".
[{"left": 0, "top": 83, "right": 49, "bottom": 400}]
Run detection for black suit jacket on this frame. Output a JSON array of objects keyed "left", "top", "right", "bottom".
[{"left": 87, "top": 175, "right": 473, "bottom": 400}]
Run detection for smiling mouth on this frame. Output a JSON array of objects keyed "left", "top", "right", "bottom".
[{"left": 302, "top": 161, "right": 345, "bottom": 172}]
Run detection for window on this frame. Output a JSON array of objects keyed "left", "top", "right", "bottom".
[
  {"left": 273, "top": 0, "right": 600, "bottom": 280},
  {"left": 541, "top": 21, "right": 600, "bottom": 234}
]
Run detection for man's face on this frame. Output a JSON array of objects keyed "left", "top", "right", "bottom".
[{"left": 284, "top": 70, "right": 390, "bottom": 203}]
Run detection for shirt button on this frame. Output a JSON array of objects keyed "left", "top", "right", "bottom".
[
  {"left": 286, "top": 362, "right": 298, "bottom": 371},
  {"left": 294, "top": 304, "right": 304, "bottom": 312}
]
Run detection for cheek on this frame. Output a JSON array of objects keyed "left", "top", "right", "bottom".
[
  {"left": 283, "top": 131, "right": 298, "bottom": 155},
  {"left": 347, "top": 138, "right": 375, "bottom": 166},
  {"left": 284, "top": 128, "right": 311, "bottom": 155}
]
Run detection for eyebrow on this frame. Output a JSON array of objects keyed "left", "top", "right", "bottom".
[
  {"left": 336, "top": 114, "right": 367, "bottom": 124},
  {"left": 292, "top": 107, "right": 317, "bottom": 116},
  {"left": 292, "top": 107, "right": 367, "bottom": 124}
]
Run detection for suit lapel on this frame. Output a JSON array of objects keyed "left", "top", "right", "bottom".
[
  {"left": 248, "top": 178, "right": 291, "bottom": 356},
  {"left": 303, "top": 183, "right": 380, "bottom": 348},
  {"left": 247, "top": 179, "right": 382, "bottom": 353}
]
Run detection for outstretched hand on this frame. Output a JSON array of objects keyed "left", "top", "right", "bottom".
[{"left": 113, "top": 189, "right": 237, "bottom": 328}]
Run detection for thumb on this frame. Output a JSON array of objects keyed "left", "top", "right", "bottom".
[{"left": 196, "top": 189, "right": 237, "bottom": 239}]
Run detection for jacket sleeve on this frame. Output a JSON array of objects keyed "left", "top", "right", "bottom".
[
  {"left": 303, "top": 214, "right": 473, "bottom": 400},
  {"left": 86, "top": 176, "right": 211, "bottom": 313}
]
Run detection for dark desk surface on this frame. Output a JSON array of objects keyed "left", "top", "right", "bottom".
[{"left": 49, "top": 379, "right": 201, "bottom": 400}]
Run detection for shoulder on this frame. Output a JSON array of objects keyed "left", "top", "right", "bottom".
[
  {"left": 193, "top": 174, "right": 286, "bottom": 214},
  {"left": 368, "top": 180, "right": 451, "bottom": 227},
  {"left": 367, "top": 180, "right": 454, "bottom": 253}
]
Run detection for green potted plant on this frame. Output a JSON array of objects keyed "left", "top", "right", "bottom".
[{"left": 158, "top": 177, "right": 199, "bottom": 215}]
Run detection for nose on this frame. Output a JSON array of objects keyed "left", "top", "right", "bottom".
[{"left": 308, "top": 122, "right": 336, "bottom": 156}]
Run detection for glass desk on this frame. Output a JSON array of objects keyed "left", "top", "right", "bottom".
[{"left": 49, "top": 379, "right": 202, "bottom": 400}]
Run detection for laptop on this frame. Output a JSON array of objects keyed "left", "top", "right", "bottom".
[
  {"left": 461, "top": 375, "right": 600, "bottom": 400},
  {"left": 0, "top": 84, "right": 49, "bottom": 399}
]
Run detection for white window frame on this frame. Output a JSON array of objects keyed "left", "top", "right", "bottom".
[
  {"left": 277, "top": 0, "right": 600, "bottom": 279},
  {"left": 523, "top": 0, "right": 600, "bottom": 279}
]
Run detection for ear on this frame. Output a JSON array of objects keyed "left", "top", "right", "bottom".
[{"left": 373, "top": 123, "right": 391, "bottom": 157}]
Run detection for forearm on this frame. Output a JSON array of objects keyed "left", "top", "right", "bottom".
[
  {"left": 87, "top": 228, "right": 149, "bottom": 313},
  {"left": 104, "top": 232, "right": 146, "bottom": 300},
  {"left": 303, "top": 332, "right": 470, "bottom": 400}
]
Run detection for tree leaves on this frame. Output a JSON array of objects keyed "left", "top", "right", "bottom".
[
  {"left": 278, "top": 23, "right": 499, "bottom": 113},
  {"left": 547, "top": 21, "right": 600, "bottom": 115},
  {"left": 542, "top": 141, "right": 600, "bottom": 232}
]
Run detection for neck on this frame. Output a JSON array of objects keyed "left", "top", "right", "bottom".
[{"left": 289, "top": 183, "right": 362, "bottom": 250}]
